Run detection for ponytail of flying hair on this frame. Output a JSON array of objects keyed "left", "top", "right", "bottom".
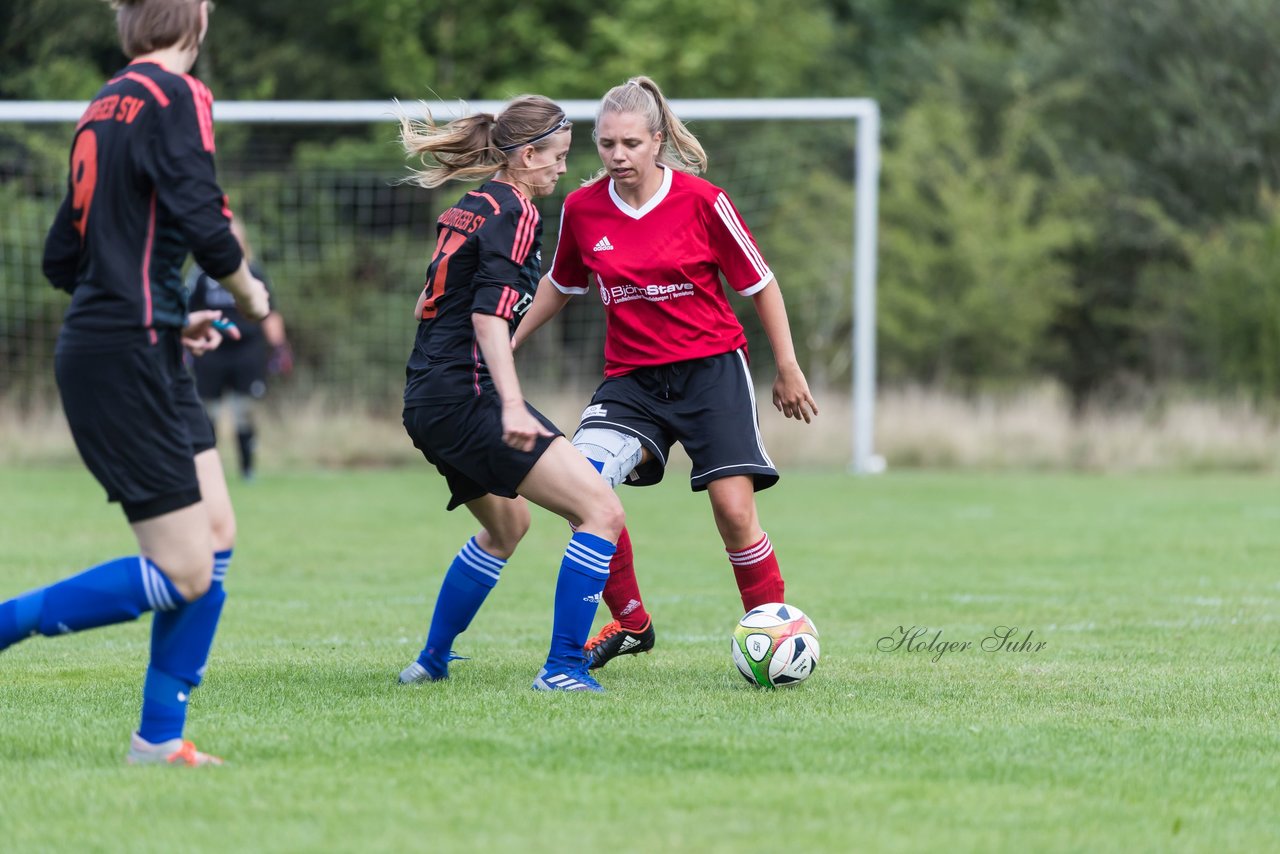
[
  {"left": 588, "top": 76, "right": 707, "bottom": 185},
  {"left": 399, "top": 95, "right": 570, "bottom": 189}
]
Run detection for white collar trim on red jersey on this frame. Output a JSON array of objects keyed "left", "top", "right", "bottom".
[{"left": 608, "top": 165, "right": 673, "bottom": 220}]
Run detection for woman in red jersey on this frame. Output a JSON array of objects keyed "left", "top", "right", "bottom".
[
  {"left": 0, "top": 0, "right": 268, "bottom": 766},
  {"left": 514, "top": 76, "right": 818, "bottom": 670},
  {"left": 395, "top": 96, "right": 625, "bottom": 693}
]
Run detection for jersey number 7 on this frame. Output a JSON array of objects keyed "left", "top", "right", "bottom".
[{"left": 421, "top": 230, "right": 467, "bottom": 320}]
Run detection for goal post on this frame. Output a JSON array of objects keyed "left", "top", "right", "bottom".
[{"left": 0, "top": 98, "right": 882, "bottom": 473}]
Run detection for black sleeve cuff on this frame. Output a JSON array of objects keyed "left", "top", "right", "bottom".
[{"left": 192, "top": 230, "right": 243, "bottom": 281}]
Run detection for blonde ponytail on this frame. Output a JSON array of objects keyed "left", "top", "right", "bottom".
[
  {"left": 400, "top": 95, "right": 570, "bottom": 189},
  {"left": 592, "top": 76, "right": 708, "bottom": 180}
]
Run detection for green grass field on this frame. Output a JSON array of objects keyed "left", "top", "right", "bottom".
[{"left": 1, "top": 465, "right": 1277, "bottom": 852}]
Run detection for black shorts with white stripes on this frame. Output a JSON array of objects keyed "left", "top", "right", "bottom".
[{"left": 575, "top": 348, "right": 778, "bottom": 492}]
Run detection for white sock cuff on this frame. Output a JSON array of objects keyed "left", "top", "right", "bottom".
[
  {"left": 459, "top": 536, "right": 507, "bottom": 581},
  {"left": 140, "top": 558, "right": 180, "bottom": 611},
  {"left": 727, "top": 533, "right": 772, "bottom": 566}
]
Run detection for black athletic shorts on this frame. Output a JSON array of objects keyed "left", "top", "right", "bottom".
[
  {"left": 576, "top": 348, "right": 779, "bottom": 492},
  {"left": 403, "top": 394, "right": 564, "bottom": 511},
  {"left": 193, "top": 342, "right": 267, "bottom": 400},
  {"left": 56, "top": 330, "right": 216, "bottom": 523}
]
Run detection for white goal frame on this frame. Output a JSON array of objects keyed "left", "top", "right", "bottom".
[{"left": 2, "top": 98, "right": 882, "bottom": 474}]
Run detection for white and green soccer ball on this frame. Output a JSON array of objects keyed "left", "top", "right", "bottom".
[{"left": 731, "top": 603, "right": 819, "bottom": 687}]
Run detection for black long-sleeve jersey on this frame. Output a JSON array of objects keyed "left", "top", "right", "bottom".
[
  {"left": 43, "top": 60, "right": 243, "bottom": 351},
  {"left": 403, "top": 181, "right": 542, "bottom": 404}
]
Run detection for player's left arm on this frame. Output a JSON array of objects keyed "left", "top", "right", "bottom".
[
  {"left": 262, "top": 312, "right": 293, "bottom": 375},
  {"left": 149, "top": 80, "right": 243, "bottom": 286},
  {"left": 471, "top": 200, "right": 554, "bottom": 449},
  {"left": 254, "top": 271, "right": 292, "bottom": 367},
  {"left": 752, "top": 281, "right": 818, "bottom": 423},
  {"left": 707, "top": 189, "right": 818, "bottom": 423},
  {"left": 145, "top": 82, "right": 270, "bottom": 321},
  {"left": 474, "top": 311, "right": 552, "bottom": 452},
  {"left": 262, "top": 311, "right": 287, "bottom": 346}
]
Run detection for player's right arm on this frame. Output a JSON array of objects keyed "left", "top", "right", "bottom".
[
  {"left": 510, "top": 275, "right": 571, "bottom": 351},
  {"left": 512, "top": 199, "right": 586, "bottom": 351},
  {"left": 42, "top": 195, "right": 81, "bottom": 293}
]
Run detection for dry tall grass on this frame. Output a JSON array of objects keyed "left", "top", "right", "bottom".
[
  {"left": 877, "top": 385, "right": 1280, "bottom": 472},
  {"left": 3, "top": 385, "right": 1278, "bottom": 472}
]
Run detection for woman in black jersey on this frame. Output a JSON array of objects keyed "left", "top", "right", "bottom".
[
  {"left": 395, "top": 96, "right": 625, "bottom": 693},
  {"left": 0, "top": 0, "right": 268, "bottom": 766}
]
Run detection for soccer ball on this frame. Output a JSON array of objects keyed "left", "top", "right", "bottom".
[{"left": 731, "top": 603, "right": 820, "bottom": 687}]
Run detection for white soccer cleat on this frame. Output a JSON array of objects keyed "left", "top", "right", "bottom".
[
  {"left": 126, "top": 732, "right": 223, "bottom": 767},
  {"left": 399, "top": 660, "right": 447, "bottom": 684}
]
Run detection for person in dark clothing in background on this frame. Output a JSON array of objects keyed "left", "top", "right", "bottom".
[{"left": 186, "top": 219, "right": 292, "bottom": 481}]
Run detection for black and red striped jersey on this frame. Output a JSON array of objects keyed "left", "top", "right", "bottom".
[
  {"left": 43, "top": 59, "right": 242, "bottom": 351},
  {"left": 404, "top": 180, "right": 542, "bottom": 404}
]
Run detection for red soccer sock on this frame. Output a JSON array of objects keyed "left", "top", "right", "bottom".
[
  {"left": 603, "top": 526, "right": 651, "bottom": 632},
  {"left": 727, "top": 533, "right": 786, "bottom": 612}
]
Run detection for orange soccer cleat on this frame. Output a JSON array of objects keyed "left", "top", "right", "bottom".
[{"left": 126, "top": 732, "right": 223, "bottom": 767}]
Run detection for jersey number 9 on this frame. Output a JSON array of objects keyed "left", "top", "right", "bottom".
[{"left": 71, "top": 130, "right": 99, "bottom": 239}]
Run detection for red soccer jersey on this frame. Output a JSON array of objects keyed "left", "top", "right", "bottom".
[{"left": 549, "top": 167, "right": 774, "bottom": 376}]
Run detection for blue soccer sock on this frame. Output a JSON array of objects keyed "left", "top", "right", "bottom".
[
  {"left": 138, "top": 549, "right": 231, "bottom": 744},
  {"left": 546, "top": 532, "right": 615, "bottom": 671},
  {"left": 417, "top": 538, "right": 506, "bottom": 677},
  {"left": 211, "top": 548, "right": 231, "bottom": 591},
  {"left": 0, "top": 556, "right": 183, "bottom": 651}
]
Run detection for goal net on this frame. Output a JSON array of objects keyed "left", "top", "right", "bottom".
[{"left": 0, "top": 99, "right": 879, "bottom": 470}]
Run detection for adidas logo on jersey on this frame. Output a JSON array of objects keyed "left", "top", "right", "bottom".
[{"left": 593, "top": 236, "right": 615, "bottom": 252}]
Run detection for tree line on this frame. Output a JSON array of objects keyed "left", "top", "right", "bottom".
[{"left": 3, "top": 0, "right": 1279, "bottom": 408}]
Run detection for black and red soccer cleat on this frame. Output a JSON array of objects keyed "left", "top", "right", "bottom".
[{"left": 584, "top": 618, "right": 655, "bottom": 670}]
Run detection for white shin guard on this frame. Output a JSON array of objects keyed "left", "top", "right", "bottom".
[{"left": 573, "top": 427, "right": 644, "bottom": 489}]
